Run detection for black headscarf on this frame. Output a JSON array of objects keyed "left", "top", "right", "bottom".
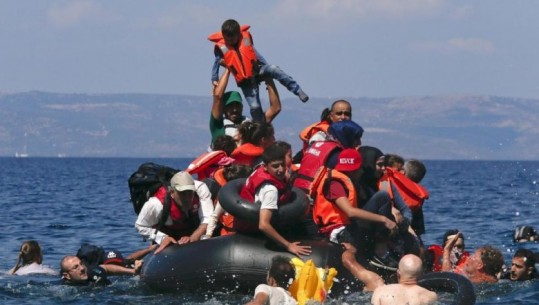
[{"left": 359, "top": 146, "right": 384, "bottom": 194}]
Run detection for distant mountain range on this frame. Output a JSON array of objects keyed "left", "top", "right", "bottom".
[{"left": 1, "top": 91, "right": 538, "bottom": 160}]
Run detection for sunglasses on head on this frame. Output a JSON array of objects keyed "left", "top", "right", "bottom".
[{"left": 334, "top": 111, "right": 351, "bottom": 116}]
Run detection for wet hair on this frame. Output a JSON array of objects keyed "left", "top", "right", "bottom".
[
  {"left": 212, "top": 135, "right": 237, "bottom": 156},
  {"left": 442, "top": 229, "right": 463, "bottom": 247},
  {"left": 404, "top": 159, "right": 426, "bottom": 183},
  {"left": 514, "top": 249, "right": 536, "bottom": 270},
  {"left": 223, "top": 164, "right": 252, "bottom": 181},
  {"left": 238, "top": 121, "right": 274, "bottom": 146},
  {"left": 221, "top": 19, "right": 241, "bottom": 38},
  {"left": 513, "top": 226, "right": 537, "bottom": 242},
  {"left": 262, "top": 144, "right": 286, "bottom": 164},
  {"left": 385, "top": 154, "right": 405, "bottom": 169},
  {"left": 478, "top": 245, "right": 504, "bottom": 277},
  {"left": 269, "top": 255, "right": 296, "bottom": 288},
  {"left": 11, "top": 240, "right": 43, "bottom": 274}
]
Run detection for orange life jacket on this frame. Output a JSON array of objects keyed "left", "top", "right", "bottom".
[
  {"left": 378, "top": 167, "right": 429, "bottom": 212},
  {"left": 212, "top": 167, "right": 227, "bottom": 187},
  {"left": 231, "top": 143, "right": 264, "bottom": 166},
  {"left": 208, "top": 25, "right": 258, "bottom": 85},
  {"left": 310, "top": 168, "right": 357, "bottom": 236},
  {"left": 186, "top": 150, "right": 228, "bottom": 181},
  {"left": 299, "top": 121, "right": 330, "bottom": 152}
]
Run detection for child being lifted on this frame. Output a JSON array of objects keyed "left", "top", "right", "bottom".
[{"left": 209, "top": 19, "right": 309, "bottom": 123}]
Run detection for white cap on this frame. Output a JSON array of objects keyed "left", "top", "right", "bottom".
[{"left": 170, "top": 171, "right": 196, "bottom": 192}]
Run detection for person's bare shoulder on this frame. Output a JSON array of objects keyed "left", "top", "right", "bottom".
[
  {"left": 415, "top": 286, "right": 437, "bottom": 304},
  {"left": 371, "top": 284, "right": 399, "bottom": 305}
]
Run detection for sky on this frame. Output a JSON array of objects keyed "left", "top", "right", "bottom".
[{"left": 2, "top": 0, "right": 539, "bottom": 100}]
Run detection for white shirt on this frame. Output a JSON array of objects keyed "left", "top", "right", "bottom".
[
  {"left": 255, "top": 183, "right": 279, "bottom": 210},
  {"left": 135, "top": 180, "right": 213, "bottom": 244},
  {"left": 308, "top": 131, "right": 329, "bottom": 144},
  {"left": 254, "top": 284, "right": 298, "bottom": 305},
  {"left": 10, "top": 263, "right": 57, "bottom": 276}
]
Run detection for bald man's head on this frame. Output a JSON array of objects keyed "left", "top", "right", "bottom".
[{"left": 398, "top": 254, "right": 423, "bottom": 279}]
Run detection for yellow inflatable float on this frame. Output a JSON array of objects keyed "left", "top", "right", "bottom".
[{"left": 289, "top": 258, "right": 338, "bottom": 305}]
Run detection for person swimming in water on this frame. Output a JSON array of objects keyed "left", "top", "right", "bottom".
[{"left": 9, "top": 240, "right": 56, "bottom": 276}]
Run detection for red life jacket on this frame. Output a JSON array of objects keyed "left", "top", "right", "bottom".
[
  {"left": 310, "top": 168, "right": 357, "bottom": 236},
  {"left": 231, "top": 166, "right": 292, "bottom": 233},
  {"left": 231, "top": 143, "right": 264, "bottom": 166},
  {"left": 379, "top": 167, "right": 429, "bottom": 212},
  {"left": 153, "top": 186, "right": 200, "bottom": 238},
  {"left": 427, "top": 244, "right": 470, "bottom": 272},
  {"left": 208, "top": 25, "right": 258, "bottom": 85},
  {"left": 240, "top": 166, "right": 292, "bottom": 203},
  {"left": 186, "top": 150, "right": 227, "bottom": 181},
  {"left": 294, "top": 141, "right": 341, "bottom": 191}
]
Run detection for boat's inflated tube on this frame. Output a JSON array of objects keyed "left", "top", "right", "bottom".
[
  {"left": 419, "top": 272, "right": 476, "bottom": 305},
  {"left": 218, "top": 178, "right": 309, "bottom": 224},
  {"left": 141, "top": 234, "right": 360, "bottom": 294},
  {"left": 142, "top": 234, "right": 478, "bottom": 303}
]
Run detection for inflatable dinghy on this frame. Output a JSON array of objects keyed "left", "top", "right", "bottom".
[{"left": 141, "top": 234, "right": 475, "bottom": 304}]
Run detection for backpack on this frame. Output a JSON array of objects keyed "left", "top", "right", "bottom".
[
  {"left": 76, "top": 244, "right": 133, "bottom": 269},
  {"left": 128, "top": 162, "right": 180, "bottom": 214},
  {"left": 76, "top": 243, "right": 106, "bottom": 269}
]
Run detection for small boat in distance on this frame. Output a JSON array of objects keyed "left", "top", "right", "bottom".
[
  {"left": 15, "top": 145, "right": 29, "bottom": 158},
  {"left": 15, "top": 152, "right": 29, "bottom": 158}
]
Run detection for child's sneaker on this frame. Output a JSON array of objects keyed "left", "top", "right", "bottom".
[{"left": 297, "top": 89, "right": 309, "bottom": 103}]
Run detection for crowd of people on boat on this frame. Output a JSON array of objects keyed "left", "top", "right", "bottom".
[{"left": 9, "top": 18, "right": 539, "bottom": 305}]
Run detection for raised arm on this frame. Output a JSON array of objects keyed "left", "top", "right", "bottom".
[
  {"left": 211, "top": 68, "right": 231, "bottom": 120},
  {"left": 264, "top": 78, "right": 281, "bottom": 123}
]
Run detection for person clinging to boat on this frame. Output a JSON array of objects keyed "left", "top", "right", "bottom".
[
  {"left": 134, "top": 171, "right": 214, "bottom": 254},
  {"left": 447, "top": 243, "right": 504, "bottom": 284},
  {"left": 209, "top": 19, "right": 308, "bottom": 123},
  {"left": 426, "top": 230, "right": 470, "bottom": 272},
  {"left": 371, "top": 254, "right": 438, "bottom": 305},
  {"left": 60, "top": 255, "right": 142, "bottom": 286}
]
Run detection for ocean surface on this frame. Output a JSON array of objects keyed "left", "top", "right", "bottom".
[{"left": 1, "top": 158, "right": 538, "bottom": 305}]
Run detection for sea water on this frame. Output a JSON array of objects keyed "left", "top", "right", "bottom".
[{"left": 0, "top": 158, "right": 538, "bottom": 304}]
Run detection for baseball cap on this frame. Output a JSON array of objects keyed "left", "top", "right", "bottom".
[
  {"left": 170, "top": 171, "right": 196, "bottom": 192},
  {"left": 223, "top": 91, "right": 243, "bottom": 106},
  {"left": 102, "top": 250, "right": 124, "bottom": 265},
  {"left": 335, "top": 148, "right": 362, "bottom": 172},
  {"left": 328, "top": 120, "right": 364, "bottom": 148}
]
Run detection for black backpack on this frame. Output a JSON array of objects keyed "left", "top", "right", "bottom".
[
  {"left": 128, "top": 162, "right": 179, "bottom": 215},
  {"left": 76, "top": 243, "right": 106, "bottom": 269}
]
